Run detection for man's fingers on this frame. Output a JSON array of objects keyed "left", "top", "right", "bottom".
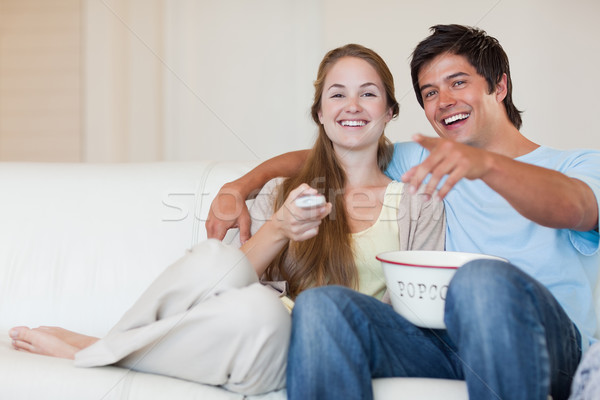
[
  {"left": 238, "top": 212, "right": 252, "bottom": 244},
  {"left": 423, "top": 174, "right": 441, "bottom": 197},
  {"left": 401, "top": 166, "right": 416, "bottom": 184},
  {"left": 206, "top": 186, "right": 249, "bottom": 240},
  {"left": 405, "top": 135, "right": 486, "bottom": 200},
  {"left": 436, "top": 165, "right": 468, "bottom": 199},
  {"left": 206, "top": 214, "right": 229, "bottom": 240},
  {"left": 422, "top": 150, "right": 462, "bottom": 195},
  {"left": 412, "top": 134, "right": 439, "bottom": 151},
  {"left": 407, "top": 152, "right": 442, "bottom": 194},
  {"left": 206, "top": 223, "right": 227, "bottom": 240}
]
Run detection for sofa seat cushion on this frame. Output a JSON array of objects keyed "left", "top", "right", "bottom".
[
  {"left": 0, "top": 336, "right": 286, "bottom": 400},
  {"left": 372, "top": 377, "right": 467, "bottom": 399},
  {"left": 2, "top": 331, "right": 473, "bottom": 400}
]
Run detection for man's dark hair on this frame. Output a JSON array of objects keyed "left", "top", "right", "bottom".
[{"left": 410, "top": 24, "right": 523, "bottom": 129}]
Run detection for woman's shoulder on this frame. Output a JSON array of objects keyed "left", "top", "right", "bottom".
[
  {"left": 261, "top": 177, "right": 286, "bottom": 195},
  {"left": 385, "top": 180, "right": 404, "bottom": 193},
  {"left": 383, "top": 180, "right": 405, "bottom": 204},
  {"left": 249, "top": 177, "right": 286, "bottom": 220}
]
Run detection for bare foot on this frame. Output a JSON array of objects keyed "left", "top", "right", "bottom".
[
  {"left": 9, "top": 326, "right": 98, "bottom": 359},
  {"left": 33, "top": 326, "right": 99, "bottom": 349}
]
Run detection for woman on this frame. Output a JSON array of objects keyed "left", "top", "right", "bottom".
[{"left": 9, "top": 44, "right": 445, "bottom": 395}]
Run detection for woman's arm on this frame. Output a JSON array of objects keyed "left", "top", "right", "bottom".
[
  {"left": 206, "top": 150, "right": 310, "bottom": 242},
  {"left": 241, "top": 184, "right": 331, "bottom": 277}
]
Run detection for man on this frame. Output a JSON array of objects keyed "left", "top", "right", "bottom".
[{"left": 206, "top": 25, "right": 600, "bottom": 399}]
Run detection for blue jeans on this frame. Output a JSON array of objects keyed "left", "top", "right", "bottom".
[{"left": 287, "top": 260, "right": 582, "bottom": 400}]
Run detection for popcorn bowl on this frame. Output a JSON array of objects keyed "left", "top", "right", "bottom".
[{"left": 377, "top": 250, "right": 506, "bottom": 329}]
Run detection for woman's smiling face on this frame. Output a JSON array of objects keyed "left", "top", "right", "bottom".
[{"left": 318, "top": 56, "right": 392, "bottom": 154}]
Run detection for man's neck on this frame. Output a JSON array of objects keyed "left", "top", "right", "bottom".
[{"left": 480, "top": 124, "right": 540, "bottom": 159}]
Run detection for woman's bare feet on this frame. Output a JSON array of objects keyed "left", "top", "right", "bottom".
[{"left": 9, "top": 326, "right": 99, "bottom": 359}]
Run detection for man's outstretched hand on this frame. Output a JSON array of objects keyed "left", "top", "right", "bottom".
[
  {"left": 402, "top": 134, "right": 493, "bottom": 199},
  {"left": 206, "top": 183, "right": 252, "bottom": 243}
]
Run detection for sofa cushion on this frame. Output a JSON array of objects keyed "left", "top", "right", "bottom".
[
  {"left": 0, "top": 336, "right": 249, "bottom": 400},
  {"left": 0, "top": 162, "right": 256, "bottom": 337}
]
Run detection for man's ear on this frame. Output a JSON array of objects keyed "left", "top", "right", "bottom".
[{"left": 495, "top": 73, "right": 508, "bottom": 103}]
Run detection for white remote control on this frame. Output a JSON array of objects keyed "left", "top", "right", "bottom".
[{"left": 295, "top": 195, "right": 326, "bottom": 208}]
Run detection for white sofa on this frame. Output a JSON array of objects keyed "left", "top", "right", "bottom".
[{"left": 1, "top": 160, "right": 593, "bottom": 399}]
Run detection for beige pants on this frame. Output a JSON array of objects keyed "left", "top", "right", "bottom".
[{"left": 74, "top": 239, "right": 290, "bottom": 395}]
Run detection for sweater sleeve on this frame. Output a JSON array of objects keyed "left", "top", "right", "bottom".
[
  {"left": 396, "top": 184, "right": 446, "bottom": 251},
  {"left": 226, "top": 177, "right": 284, "bottom": 249}
]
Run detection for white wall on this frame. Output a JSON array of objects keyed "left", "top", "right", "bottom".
[
  {"left": 0, "top": 0, "right": 81, "bottom": 161},
  {"left": 83, "top": 0, "right": 600, "bottom": 163},
  {"left": 83, "top": 0, "right": 164, "bottom": 162},
  {"left": 161, "top": 0, "right": 322, "bottom": 162}
]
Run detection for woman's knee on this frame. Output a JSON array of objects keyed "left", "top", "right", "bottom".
[
  {"left": 234, "top": 284, "right": 291, "bottom": 337},
  {"left": 218, "top": 285, "right": 290, "bottom": 394},
  {"left": 180, "top": 239, "right": 257, "bottom": 290}
]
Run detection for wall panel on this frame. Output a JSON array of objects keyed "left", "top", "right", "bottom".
[{"left": 0, "top": 0, "right": 81, "bottom": 161}]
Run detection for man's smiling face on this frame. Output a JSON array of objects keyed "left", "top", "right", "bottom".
[{"left": 418, "top": 53, "right": 507, "bottom": 148}]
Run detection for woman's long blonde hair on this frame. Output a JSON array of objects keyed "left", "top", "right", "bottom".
[{"left": 263, "top": 44, "right": 400, "bottom": 298}]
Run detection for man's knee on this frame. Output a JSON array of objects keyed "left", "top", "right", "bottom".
[
  {"left": 449, "top": 259, "right": 519, "bottom": 297},
  {"left": 445, "top": 260, "right": 528, "bottom": 324}
]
